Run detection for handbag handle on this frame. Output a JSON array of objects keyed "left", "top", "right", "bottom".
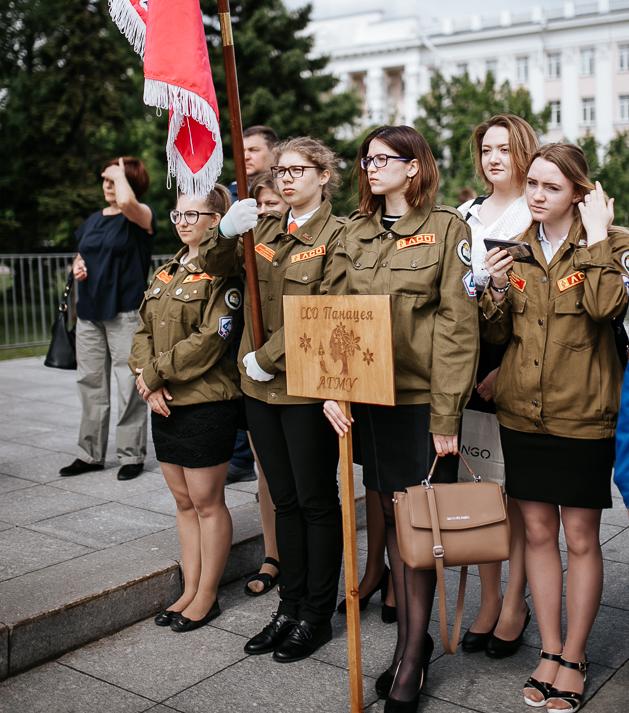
[
  {"left": 423, "top": 452, "right": 480, "bottom": 486},
  {"left": 59, "top": 271, "right": 74, "bottom": 312}
]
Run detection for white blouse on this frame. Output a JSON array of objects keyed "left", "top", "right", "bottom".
[{"left": 457, "top": 195, "right": 532, "bottom": 288}]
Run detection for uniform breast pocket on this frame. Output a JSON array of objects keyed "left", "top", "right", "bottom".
[
  {"left": 388, "top": 246, "right": 439, "bottom": 296},
  {"left": 509, "top": 291, "right": 527, "bottom": 340},
  {"left": 170, "top": 289, "right": 207, "bottom": 325},
  {"left": 552, "top": 291, "right": 594, "bottom": 351},
  {"left": 284, "top": 257, "right": 325, "bottom": 294}
]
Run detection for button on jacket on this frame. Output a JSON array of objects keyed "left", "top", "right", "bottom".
[
  {"left": 480, "top": 222, "right": 629, "bottom": 439},
  {"left": 129, "top": 245, "right": 242, "bottom": 405},
  {"left": 199, "top": 200, "right": 345, "bottom": 405},
  {"left": 327, "top": 203, "right": 480, "bottom": 435}
]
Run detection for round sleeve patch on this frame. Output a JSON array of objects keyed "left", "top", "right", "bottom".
[
  {"left": 456, "top": 239, "right": 472, "bottom": 267},
  {"left": 225, "top": 287, "right": 242, "bottom": 310}
]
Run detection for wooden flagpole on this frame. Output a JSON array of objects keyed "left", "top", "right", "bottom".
[{"left": 217, "top": 0, "right": 264, "bottom": 349}]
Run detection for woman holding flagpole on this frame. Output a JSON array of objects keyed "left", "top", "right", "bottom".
[{"left": 200, "top": 137, "right": 345, "bottom": 663}]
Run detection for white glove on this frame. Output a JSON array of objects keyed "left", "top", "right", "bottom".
[
  {"left": 243, "top": 351, "right": 274, "bottom": 382},
  {"left": 219, "top": 198, "right": 258, "bottom": 238}
]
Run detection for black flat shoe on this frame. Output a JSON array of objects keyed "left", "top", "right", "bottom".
[
  {"left": 376, "top": 633, "right": 433, "bottom": 700},
  {"left": 486, "top": 607, "right": 531, "bottom": 659},
  {"left": 381, "top": 604, "right": 397, "bottom": 623},
  {"left": 272, "top": 620, "right": 332, "bottom": 663},
  {"left": 338, "top": 565, "right": 390, "bottom": 614},
  {"left": 170, "top": 599, "right": 220, "bottom": 632},
  {"left": 59, "top": 459, "right": 104, "bottom": 477},
  {"left": 117, "top": 463, "right": 143, "bottom": 481},
  {"left": 244, "top": 612, "right": 297, "bottom": 655},
  {"left": 461, "top": 612, "right": 501, "bottom": 653},
  {"left": 154, "top": 609, "right": 179, "bottom": 626}
]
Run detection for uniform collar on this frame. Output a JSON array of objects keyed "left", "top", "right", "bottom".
[
  {"left": 172, "top": 246, "right": 203, "bottom": 273},
  {"left": 525, "top": 219, "right": 583, "bottom": 269},
  {"left": 356, "top": 202, "right": 434, "bottom": 241},
  {"left": 268, "top": 200, "right": 333, "bottom": 246}
]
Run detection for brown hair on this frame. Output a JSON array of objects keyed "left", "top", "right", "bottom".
[
  {"left": 204, "top": 183, "right": 232, "bottom": 216},
  {"left": 274, "top": 137, "right": 340, "bottom": 200},
  {"left": 528, "top": 143, "right": 594, "bottom": 203},
  {"left": 356, "top": 125, "right": 439, "bottom": 214},
  {"left": 249, "top": 172, "right": 277, "bottom": 200},
  {"left": 102, "top": 156, "right": 150, "bottom": 198},
  {"left": 472, "top": 115, "right": 539, "bottom": 192},
  {"left": 243, "top": 125, "right": 278, "bottom": 149}
]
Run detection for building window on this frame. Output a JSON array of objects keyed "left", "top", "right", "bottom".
[
  {"left": 581, "top": 97, "right": 595, "bottom": 126},
  {"left": 456, "top": 62, "right": 468, "bottom": 76},
  {"left": 620, "top": 44, "right": 629, "bottom": 72},
  {"left": 580, "top": 48, "right": 595, "bottom": 76},
  {"left": 485, "top": 59, "right": 498, "bottom": 77},
  {"left": 546, "top": 52, "right": 561, "bottom": 79},
  {"left": 549, "top": 100, "right": 561, "bottom": 128},
  {"left": 620, "top": 95, "right": 629, "bottom": 123},
  {"left": 516, "top": 56, "right": 529, "bottom": 83}
]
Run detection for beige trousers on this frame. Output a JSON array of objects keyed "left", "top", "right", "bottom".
[{"left": 76, "top": 311, "right": 147, "bottom": 465}]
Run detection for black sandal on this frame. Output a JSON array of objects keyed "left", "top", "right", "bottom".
[
  {"left": 523, "top": 650, "right": 562, "bottom": 708},
  {"left": 546, "top": 657, "right": 588, "bottom": 713},
  {"left": 244, "top": 556, "right": 280, "bottom": 597}
]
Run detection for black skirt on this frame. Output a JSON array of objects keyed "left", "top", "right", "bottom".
[
  {"left": 352, "top": 403, "right": 459, "bottom": 493},
  {"left": 151, "top": 400, "right": 240, "bottom": 468},
  {"left": 500, "top": 426, "right": 614, "bottom": 509}
]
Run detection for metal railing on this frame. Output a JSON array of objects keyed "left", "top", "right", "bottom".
[{"left": 0, "top": 254, "right": 169, "bottom": 349}]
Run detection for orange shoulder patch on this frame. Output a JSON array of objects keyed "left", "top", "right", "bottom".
[
  {"left": 557, "top": 271, "right": 585, "bottom": 292},
  {"left": 509, "top": 272, "right": 526, "bottom": 292},
  {"left": 396, "top": 234, "right": 436, "bottom": 250},
  {"left": 255, "top": 244, "right": 275, "bottom": 262},
  {"left": 183, "top": 272, "right": 213, "bottom": 283},
  {"left": 156, "top": 270, "right": 173, "bottom": 284},
  {"left": 290, "top": 245, "right": 326, "bottom": 264}
]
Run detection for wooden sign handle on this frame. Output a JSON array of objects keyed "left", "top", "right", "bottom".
[{"left": 338, "top": 401, "right": 364, "bottom": 713}]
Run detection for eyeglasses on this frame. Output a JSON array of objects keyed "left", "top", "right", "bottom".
[
  {"left": 169, "top": 210, "right": 216, "bottom": 225},
  {"left": 360, "top": 154, "right": 412, "bottom": 170},
  {"left": 270, "top": 165, "right": 319, "bottom": 179}
]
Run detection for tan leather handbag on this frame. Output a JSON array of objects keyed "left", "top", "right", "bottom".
[{"left": 393, "top": 454, "right": 510, "bottom": 654}]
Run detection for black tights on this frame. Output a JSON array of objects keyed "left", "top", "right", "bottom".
[{"left": 381, "top": 492, "right": 436, "bottom": 702}]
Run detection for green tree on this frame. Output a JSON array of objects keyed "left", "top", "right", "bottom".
[
  {"left": 0, "top": 0, "right": 168, "bottom": 252},
  {"left": 414, "top": 71, "right": 550, "bottom": 205},
  {"left": 203, "top": 0, "right": 361, "bottom": 213}
]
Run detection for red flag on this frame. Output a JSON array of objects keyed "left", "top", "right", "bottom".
[{"left": 108, "top": 0, "right": 223, "bottom": 197}]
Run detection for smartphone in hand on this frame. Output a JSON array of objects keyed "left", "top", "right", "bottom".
[{"left": 483, "top": 238, "right": 535, "bottom": 264}]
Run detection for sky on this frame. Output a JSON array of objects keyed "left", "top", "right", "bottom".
[{"left": 284, "top": 0, "right": 556, "bottom": 20}]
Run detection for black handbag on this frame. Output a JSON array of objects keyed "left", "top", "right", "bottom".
[{"left": 44, "top": 272, "right": 77, "bottom": 370}]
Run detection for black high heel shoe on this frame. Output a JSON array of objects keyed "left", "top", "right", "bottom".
[
  {"left": 337, "top": 565, "right": 390, "bottom": 614},
  {"left": 383, "top": 642, "right": 431, "bottom": 713},
  {"left": 486, "top": 606, "right": 531, "bottom": 659},
  {"left": 376, "top": 633, "right": 433, "bottom": 700}
]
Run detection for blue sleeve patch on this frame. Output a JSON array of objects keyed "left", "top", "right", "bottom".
[
  {"left": 218, "top": 316, "right": 233, "bottom": 339},
  {"left": 462, "top": 270, "right": 476, "bottom": 298}
]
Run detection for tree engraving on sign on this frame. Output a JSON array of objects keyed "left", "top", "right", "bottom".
[{"left": 284, "top": 295, "right": 395, "bottom": 405}]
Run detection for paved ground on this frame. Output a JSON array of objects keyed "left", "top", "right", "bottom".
[{"left": 0, "top": 357, "right": 628, "bottom": 712}]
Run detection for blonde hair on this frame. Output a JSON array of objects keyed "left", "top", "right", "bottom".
[
  {"left": 472, "top": 114, "right": 539, "bottom": 192},
  {"left": 274, "top": 137, "right": 340, "bottom": 200}
]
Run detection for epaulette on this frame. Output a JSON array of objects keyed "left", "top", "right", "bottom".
[
  {"left": 433, "top": 204, "right": 465, "bottom": 218},
  {"left": 258, "top": 210, "right": 283, "bottom": 222},
  {"left": 349, "top": 209, "right": 369, "bottom": 221}
]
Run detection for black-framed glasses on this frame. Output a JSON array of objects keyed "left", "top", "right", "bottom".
[
  {"left": 270, "top": 165, "right": 319, "bottom": 179},
  {"left": 360, "top": 154, "right": 412, "bottom": 170},
  {"left": 169, "top": 210, "right": 216, "bottom": 225}
]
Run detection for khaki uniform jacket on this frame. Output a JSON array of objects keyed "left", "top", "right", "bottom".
[
  {"left": 480, "top": 222, "right": 629, "bottom": 439},
  {"left": 327, "top": 203, "right": 480, "bottom": 436},
  {"left": 199, "top": 200, "right": 345, "bottom": 404},
  {"left": 129, "top": 245, "right": 242, "bottom": 405}
]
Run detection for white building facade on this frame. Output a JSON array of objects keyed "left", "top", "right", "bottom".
[{"left": 308, "top": 0, "right": 629, "bottom": 146}]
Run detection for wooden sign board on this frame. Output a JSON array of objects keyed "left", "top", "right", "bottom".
[{"left": 283, "top": 294, "right": 395, "bottom": 405}]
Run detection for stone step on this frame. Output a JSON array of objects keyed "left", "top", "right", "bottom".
[{"left": 0, "top": 491, "right": 365, "bottom": 680}]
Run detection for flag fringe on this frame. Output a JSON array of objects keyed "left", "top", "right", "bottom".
[
  {"left": 166, "top": 112, "right": 224, "bottom": 198},
  {"left": 144, "top": 79, "right": 218, "bottom": 131},
  {"left": 108, "top": 0, "right": 146, "bottom": 57}
]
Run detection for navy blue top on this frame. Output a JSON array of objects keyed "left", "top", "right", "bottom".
[{"left": 76, "top": 209, "right": 155, "bottom": 321}]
